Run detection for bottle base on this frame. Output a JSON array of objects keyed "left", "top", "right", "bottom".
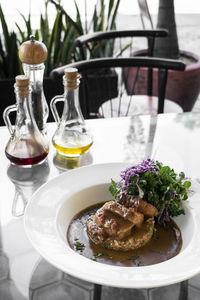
[
  {"left": 52, "top": 141, "right": 93, "bottom": 157},
  {"left": 5, "top": 151, "right": 49, "bottom": 167},
  {"left": 53, "top": 152, "right": 80, "bottom": 170}
]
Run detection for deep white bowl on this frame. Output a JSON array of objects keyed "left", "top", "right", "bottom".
[{"left": 24, "top": 163, "right": 200, "bottom": 288}]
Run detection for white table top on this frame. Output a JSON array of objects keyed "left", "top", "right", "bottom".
[{"left": 0, "top": 112, "right": 200, "bottom": 299}]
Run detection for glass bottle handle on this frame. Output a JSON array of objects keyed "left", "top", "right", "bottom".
[
  {"left": 50, "top": 95, "right": 64, "bottom": 124},
  {"left": 3, "top": 104, "right": 17, "bottom": 136}
]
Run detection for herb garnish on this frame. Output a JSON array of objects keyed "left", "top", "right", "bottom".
[
  {"left": 121, "top": 254, "right": 139, "bottom": 263},
  {"left": 92, "top": 252, "right": 113, "bottom": 261},
  {"left": 109, "top": 158, "right": 191, "bottom": 224},
  {"left": 74, "top": 240, "right": 85, "bottom": 251}
]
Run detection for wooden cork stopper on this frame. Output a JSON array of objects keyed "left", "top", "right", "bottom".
[
  {"left": 18, "top": 35, "right": 47, "bottom": 65},
  {"left": 15, "top": 75, "right": 30, "bottom": 97},
  {"left": 64, "top": 68, "right": 79, "bottom": 89},
  {"left": 15, "top": 75, "right": 30, "bottom": 87}
]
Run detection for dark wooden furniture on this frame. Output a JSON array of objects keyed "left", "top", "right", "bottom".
[
  {"left": 74, "top": 29, "right": 167, "bottom": 60},
  {"left": 50, "top": 57, "right": 185, "bottom": 119}
]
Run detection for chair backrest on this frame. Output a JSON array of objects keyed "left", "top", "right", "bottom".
[
  {"left": 50, "top": 57, "right": 185, "bottom": 119},
  {"left": 74, "top": 30, "right": 168, "bottom": 98},
  {"left": 74, "top": 29, "right": 167, "bottom": 61},
  {"left": 137, "top": 0, "right": 154, "bottom": 29}
]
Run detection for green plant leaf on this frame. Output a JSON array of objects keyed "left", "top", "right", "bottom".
[
  {"left": 15, "top": 22, "right": 26, "bottom": 42},
  {"left": 53, "top": 10, "right": 63, "bottom": 65},
  {"left": 74, "top": 0, "right": 84, "bottom": 35},
  {"left": 45, "top": 11, "right": 59, "bottom": 75},
  {"left": 107, "top": 0, "right": 114, "bottom": 24},
  {"left": 40, "top": 15, "right": 49, "bottom": 45},
  {"left": 115, "top": 42, "right": 131, "bottom": 57},
  {"left": 40, "top": 1, "right": 50, "bottom": 46},
  {"left": 0, "top": 5, "right": 10, "bottom": 52},
  {"left": 35, "top": 29, "right": 39, "bottom": 41},
  {"left": 44, "top": 0, "right": 50, "bottom": 32},
  {"left": 96, "top": 0, "right": 105, "bottom": 31},
  {"left": 0, "top": 36, "right": 8, "bottom": 77},
  {"left": 92, "top": 6, "right": 98, "bottom": 32},
  {"left": 61, "top": 26, "right": 76, "bottom": 64},
  {"left": 8, "top": 32, "right": 21, "bottom": 77},
  {"left": 110, "top": 0, "right": 120, "bottom": 29},
  {"left": 48, "top": 0, "right": 83, "bottom": 35},
  {"left": 18, "top": 11, "right": 32, "bottom": 39}
]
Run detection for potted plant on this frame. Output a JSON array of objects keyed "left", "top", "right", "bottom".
[
  {"left": 0, "top": 4, "right": 22, "bottom": 125},
  {"left": 154, "top": 0, "right": 200, "bottom": 111},
  {"left": 127, "top": 0, "right": 200, "bottom": 111},
  {"left": 49, "top": 0, "right": 121, "bottom": 117},
  {"left": 0, "top": 0, "right": 121, "bottom": 123},
  {"left": 0, "top": 2, "right": 70, "bottom": 124}
]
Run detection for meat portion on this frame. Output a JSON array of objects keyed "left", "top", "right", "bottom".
[
  {"left": 95, "top": 209, "right": 135, "bottom": 240},
  {"left": 121, "top": 195, "right": 159, "bottom": 217},
  {"left": 100, "top": 201, "right": 144, "bottom": 226},
  {"left": 138, "top": 199, "right": 159, "bottom": 217},
  {"left": 87, "top": 200, "right": 155, "bottom": 251},
  {"left": 94, "top": 201, "right": 144, "bottom": 240},
  {"left": 87, "top": 215, "right": 154, "bottom": 251}
]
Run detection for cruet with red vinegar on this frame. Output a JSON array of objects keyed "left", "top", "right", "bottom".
[{"left": 3, "top": 75, "right": 49, "bottom": 167}]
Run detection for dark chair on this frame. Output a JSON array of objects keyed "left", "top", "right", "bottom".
[
  {"left": 51, "top": 29, "right": 172, "bottom": 119},
  {"left": 75, "top": 29, "right": 169, "bottom": 108},
  {"left": 50, "top": 57, "right": 185, "bottom": 119},
  {"left": 74, "top": 29, "right": 167, "bottom": 61}
]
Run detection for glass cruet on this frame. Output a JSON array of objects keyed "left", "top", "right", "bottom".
[
  {"left": 50, "top": 68, "right": 93, "bottom": 157},
  {"left": 3, "top": 75, "right": 49, "bottom": 167},
  {"left": 18, "top": 35, "right": 49, "bottom": 136}
]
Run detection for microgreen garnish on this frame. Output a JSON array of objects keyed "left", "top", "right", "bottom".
[
  {"left": 92, "top": 252, "right": 112, "bottom": 261},
  {"left": 152, "top": 227, "right": 158, "bottom": 240},
  {"left": 109, "top": 158, "right": 191, "bottom": 224},
  {"left": 147, "top": 227, "right": 157, "bottom": 239},
  {"left": 121, "top": 254, "right": 139, "bottom": 263},
  {"left": 74, "top": 240, "right": 85, "bottom": 251}
]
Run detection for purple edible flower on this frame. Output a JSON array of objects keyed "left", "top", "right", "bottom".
[
  {"left": 116, "top": 158, "right": 158, "bottom": 199},
  {"left": 121, "top": 158, "right": 157, "bottom": 180},
  {"left": 119, "top": 158, "right": 157, "bottom": 184}
]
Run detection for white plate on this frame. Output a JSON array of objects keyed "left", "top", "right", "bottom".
[{"left": 24, "top": 163, "right": 200, "bottom": 288}]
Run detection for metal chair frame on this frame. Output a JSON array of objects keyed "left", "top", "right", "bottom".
[
  {"left": 50, "top": 57, "right": 185, "bottom": 119},
  {"left": 74, "top": 29, "right": 167, "bottom": 60}
]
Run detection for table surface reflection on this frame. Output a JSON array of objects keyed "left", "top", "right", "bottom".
[{"left": 0, "top": 112, "right": 200, "bottom": 300}]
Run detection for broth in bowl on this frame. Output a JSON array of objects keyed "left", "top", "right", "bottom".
[
  {"left": 66, "top": 159, "right": 191, "bottom": 267},
  {"left": 67, "top": 202, "right": 182, "bottom": 266}
]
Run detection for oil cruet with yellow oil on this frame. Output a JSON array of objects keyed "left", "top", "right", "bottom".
[{"left": 50, "top": 68, "right": 93, "bottom": 163}]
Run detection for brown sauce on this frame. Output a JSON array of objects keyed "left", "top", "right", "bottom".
[{"left": 67, "top": 203, "right": 182, "bottom": 267}]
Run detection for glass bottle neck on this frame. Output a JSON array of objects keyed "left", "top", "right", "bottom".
[
  {"left": 14, "top": 85, "right": 35, "bottom": 125},
  {"left": 23, "top": 63, "right": 45, "bottom": 84},
  {"left": 63, "top": 85, "right": 85, "bottom": 125}
]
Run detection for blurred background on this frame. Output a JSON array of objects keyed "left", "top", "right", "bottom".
[
  {"left": 0, "top": 0, "right": 200, "bottom": 119},
  {"left": 1, "top": 0, "right": 200, "bottom": 30}
]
